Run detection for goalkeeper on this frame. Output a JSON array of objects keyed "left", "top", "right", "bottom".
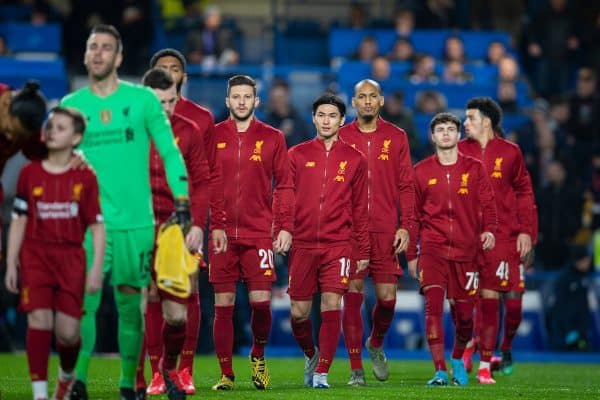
[{"left": 61, "top": 25, "right": 190, "bottom": 400}]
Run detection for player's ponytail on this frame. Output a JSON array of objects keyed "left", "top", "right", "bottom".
[{"left": 10, "top": 79, "right": 47, "bottom": 134}]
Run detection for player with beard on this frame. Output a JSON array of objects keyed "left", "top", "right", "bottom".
[
  {"left": 209, "top": 75, "right": 294, "bottom": 391},
  {"left": 458, "top": 97, "right": 535, "bottom": 383},
  {"left": 338, "top": 79, "right": 415, "bottom": 385},
  {"left": 138, "top": 49, "right": 227, "bottom": 396},
  {"left": 407, "top": 112, "right": 497, "bottom": 386},
  {"left": 61, "top": 25, "right": 190, "bottom": 400}
]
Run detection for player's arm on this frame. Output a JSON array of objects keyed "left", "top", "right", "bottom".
[
  {"left": 406, "top": 169, "right": 423, "bottom": 278},
  {"left": 351, "top": 155, "right": 370, "bottom": 271},
  {"left": 512, "top": 149, "right": 535, "bottom": 257},
  {"left": 272, "top": 134, "right": 294, "bottom": 254},
  {"left": 478, "top": 162, "right": 497, "bottom": 251},
  {"left": 5, "top": 171, "right": 29, "bottom": 294},
  {"left": 395, "top": 132, "right": 416, "bottom": 254},
  {"left": 144, "top": 90, "right": 190, "bottom": 228},
  {"left": 81, "top": 171, "right": 105, "bottom": 293}
]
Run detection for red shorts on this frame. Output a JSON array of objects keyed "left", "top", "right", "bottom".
[
  {"left": 19, "top": 242, "right": 86, "bottom": 318},
  {"left": 479, "top": 240, "right": 524, "bottom": 293},
  {"left": 150, "top": 222, "right": 188, "bottom": 305},
  {"left": 350, "top": 232, "right": 402, "bottom": 283},
  {"left": 287, "top": 245, "right": 351, "bottom": 301},
  {"left": 209, "top": 237, "right": 275, "bottom": 293},
  {"left": 418, "top": 253, "right": 479, "bottom": 300}
]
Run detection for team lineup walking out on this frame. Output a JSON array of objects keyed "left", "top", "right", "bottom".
[{"left": 1, "top": 21, "right": 544, "bottom": 399}]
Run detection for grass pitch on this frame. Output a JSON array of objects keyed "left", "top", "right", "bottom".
[{"left": 1, "top": 354, "right": 599, "bottom": 399}]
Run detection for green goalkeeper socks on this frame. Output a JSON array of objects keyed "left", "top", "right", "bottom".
[
  {"left": 74, "top": 289, "right": 102, "bottom": 383},
  {"left": 114, "top": 289, "right": 144, "bottom": 389}
]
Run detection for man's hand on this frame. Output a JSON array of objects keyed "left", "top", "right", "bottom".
[
  {"left": 5, "top": 262, "right": 19, "bottom": 294},
  {"left": 70, "top": 150, "right": 91, "bottom": 170},
  {"left": 356, "top": 259, "right": 369, "bottom": 273},
  {"left": 185, "top": 226, "right": 204, "bottom": 253},
  {"left": 212, "top": 229, "right": 227, "bottom": 254},
  {"left": 86, "top": 265, "right": 103, "bottom": 294},
  {"left": 407, "top": 258, "right": 418, "bottom": 279},
  {"left": 522, "top": 249, "right": 535, "bottom": 268},
  {"left": 481, "top": 231, "right": 495, "bottom": 251},
  {"left": 273, "top": 230, "right": 292, "bottom": 255},
  {"left": 393, "top": 228, "right": 410, "bottom": 255},
  {"left": 516, "top": 233, "right": 532, "bottom": 258},
  {"left": 174, "top": 197, "right": 191, "bottom": 233}
]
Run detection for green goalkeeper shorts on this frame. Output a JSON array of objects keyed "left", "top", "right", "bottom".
[{"left": 84, "top": 226, "right": 155, "bottom": 288}]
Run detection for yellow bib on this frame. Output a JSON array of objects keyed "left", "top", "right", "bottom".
[{"left": 154, "top": 223, "right": 198, "bottom": 298}]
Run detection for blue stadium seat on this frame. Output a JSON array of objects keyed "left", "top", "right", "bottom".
[
  {"left": 384, "top": 292, "right": 425, "bottom": 350},
  {"left": 0, "top": 58, "right": 67, "bottom": 99},
  {"left": 0, "top": 22, "right": 61, "bottom": 53},
  {"left": 414, "top": 113, "right": 434, "bottom": 145},
  {"left": 0, "top": 4, "right": 32, "bottom": 22},
  {"left": 410, "top": 31, "right": 449, "bottom": 58},
  {"left": 464, "top": 64, "right": 498, "bottom": 84},
  {"left": 502, "top": 113, "right": 530, "bottom": 133},
  {"left": 459, "top": 31, "right": 511, "bottom": 60}
]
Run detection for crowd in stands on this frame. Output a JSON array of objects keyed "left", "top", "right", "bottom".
[{"left": 1, "top": 0, "right": 599, "bottom": 353}]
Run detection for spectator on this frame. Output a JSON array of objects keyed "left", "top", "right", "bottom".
[
  {"left": 185, "top": 5, "right": 239, "bottom": 67},
  {"left": 527, "top": 0, "right": 581, "bottom": 96},
  {"left": 415, "top": 90, "right": 447, "bottom": 114},
  {"left": 119, "top": 1, "right": 153, "bottom": 75},
  {"left": 371, "top": 56, "right": 391, "bottom": 81},
  {"left": 498, "top": 55, "right": 520, "bottom": 82},
  {"left": 352, "top": 36, "right": 378, "bottom": 62},
  {"left": 349, "top": 2, "right": 369, "bottom": 29},
  {"left": 443, "top": 60, "right": 473, "bottom": 84},
  {"left": 380, "top": 91, "right": 423, "bottom": 160},
  {"left": 547, "top": 245, "right": 594, "bottom": 351},
  {"left": 497, "top": 81, "right": 518, "bottom": 113},
  {"left": 471, "top": 0, "right": 525, "bottom": 45},
  {"left": 416, "top": 0, "right": 458, "bottom": 29},
  {"left": 394, "top": 7, "right": 415, "bottom": 37},
  {"left": 486, "top": 41, "right": 507, "bottom": 65},
  {"left": 443, "top": 35, "right": 466, "bottom": 63},
  {"left": 387, "top": 37, "right": 414, "bottom": 62},
  {"left": 263, "top": 80, "right": 312, "bottom": 148},
  {"left": 408, "top": 53, "right": 439, "bottom": 84},
  {"left": 580, "top": 6, "right": 600, "bottom": 78},
  {"left": 536, "top": 159, "right": 582, "bottom": 269},
  {"left": 0, "top": 34, "right": 10, "bottom": 56}
]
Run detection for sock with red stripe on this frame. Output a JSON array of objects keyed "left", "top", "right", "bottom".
[
  {"left": 369, "top": 298, "right": 396, "bottom": 348},
  {"left": 179, "top": 291, "right": 200, "bottom": 372},
  {"left": 500, "top": 297, "right": 522, "bottom": 352},
  {"left": 479, "top": 298, "right": 500, "bottom": 363},
  {"left": 250, "top": 301, "right": 272, "bottom": 358},
  {"left": 213, "top": 305, "right": 235, "bottom": 376},
  {"left": 145, "top": 300, "right": 164, "bottom": 374},
  {"left": 290, "top": 317, "right": 315, "bottom": 359},
  {"left": 425, "top": 287, "right": 446, "bottom": 371},
  {"left": 451, "top": 301, "right": 475, "bottom": 359},
  {"left": 315, "top": 310, "right": 342, "bottom": 374},
  {"left": 161, "top": 322, "right": 186, "bottom": 371},
  {"left": 27, "top": 328, "right": 52, "bottom": 382},
  {"left": 342, "top": 292, "right": 364, "bottom": 370}
]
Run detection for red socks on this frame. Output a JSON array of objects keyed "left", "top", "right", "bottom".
[
  {"left": 315, "top": 310, "right": 341, "bottom": 374},
  {"left": 369, "top": 298, "right": 396, "bottom": 348},
  {"left": 213, "top": 305, "right": 235, "bottom": 376},
  {"left": 56, "top": 338, "right": 81, "bottom": 373},
  {"left": 451, "top": 301, "right": 474, "bottom": 359},
  {"left": 179, "top": 291, "right": 200, "bottom": 372},
  {"left": 27, "top": 328, "right": 52, "bottom": 381},
  {"left": 161, "top": 322, "right": 186, "bottom": 371},
  {"left": 501, "top": 297, "right": 522, "bottom": 352},
  {"left": 145, "top": 300, "right": 164, "bottom": 374},
  {"left": 291, "top": 317, "right": 315, "bottom": 358},
  {"left": 250, "top": 301, "right": 272, "bottom": 358},
  {"left": 479, "top": 298, "right": 500, "bottom": 362},
  {"left": 342, "top": 292, "right": 364, "bottom": 370},
  {"left": 425, "top": 287, "right": 446, "bottom": 371}
]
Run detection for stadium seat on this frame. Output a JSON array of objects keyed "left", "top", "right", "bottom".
[
  {"left": 0, "top": 22, "right": 61, "bottom": 54},
  {"left": 464, "top": 64, "right": 498, "bottom": 84},
  {"left": 384, "top": 291, "right": 425, "bottom": 350},
  {"left": 0, "top": 58, "right": 67, "bottom": 99}
]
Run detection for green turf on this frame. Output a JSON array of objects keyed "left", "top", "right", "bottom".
[{"left": 1, "top": 354, "right": 599, "bottom": 399}]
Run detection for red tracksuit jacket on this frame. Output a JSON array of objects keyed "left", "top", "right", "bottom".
[
  {"left": 150, "top": 113, "right": 208, "bottom": 226},
  {"left": 407, "top": 152, "right": 497, "bottom": 262},
  {"left": 174, "top": 97, "right": 226, "bottom": 230},
  {"left": 458, "top": 137, "right": 536, "bottom": 243},
  {"left": 339, "top": 117, "right": 416, "bottom": 233},
  {"left": 213, "top": 117, "right": 293, "bottom": 239},
  {"left": 288, "top": 138, "right": 370, "bottom": 260}
]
